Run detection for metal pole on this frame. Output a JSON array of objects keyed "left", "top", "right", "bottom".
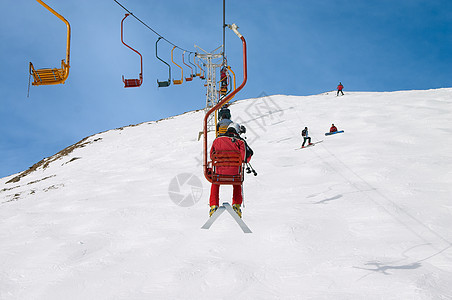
[{"left": 222, "top": 0, "right": 226, "bottom": 60}]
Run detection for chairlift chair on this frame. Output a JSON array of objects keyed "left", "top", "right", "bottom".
[
  {"left": 29, "top": 0, "right": 71, "bottom": 86},
  {"left": 219, "top": 66, "right": 229, "bottom": 96},
  {"left": 193, "top": 55, "right": 201, "bottom": 77},
  {"left": 203, "top": 23, "right": 248, "bottom": 185},
  {"left": 182, "top": 51, "right": 193, "bottom": 81},
  {"left": 194, "top": 54, "right": 205, "bottom": 79},
  {"left": 188, "top": 52, "right": 197, "bottom": 78},
  {"left": 121, "top": 14, "right": 143, "bottom": 88},
  {"left": 171, "top": 46, "right": 183, "bottom": 85},
  {"left": 155, "top": 37, "right": 171, "bottom": 87}
]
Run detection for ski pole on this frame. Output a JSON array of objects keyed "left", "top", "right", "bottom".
[{"left": 246, "top": 163, "right": 257, "bottom": 176}]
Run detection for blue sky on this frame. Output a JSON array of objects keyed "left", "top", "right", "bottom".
[{"left": 1, "top": 0, "right": 451, "bottom": 178}]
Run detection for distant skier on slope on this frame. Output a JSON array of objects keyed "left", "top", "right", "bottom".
[
  {"left": 301, "top": 127, "right": 312, "bottom": 148},
  {"left": 337, "top": 82, "right": 344, "bottom": 96},
  {"left": 330, "top": 124, "right": 338, "bottom": 133},
  {"left": 209, "top": 122, "right": 253, "bottom": 218}
]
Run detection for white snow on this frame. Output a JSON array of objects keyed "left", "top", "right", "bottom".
[{"left": 1, "top": 89, "right": 452, "bottom": 299}]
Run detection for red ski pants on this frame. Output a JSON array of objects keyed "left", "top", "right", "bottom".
[{"left": 209, "top": 183, "right": 243, "bottom": 207}]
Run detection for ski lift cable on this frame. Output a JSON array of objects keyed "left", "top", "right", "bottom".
[{"left": 113, "top": 0, "right": 194, "bottom": 54}]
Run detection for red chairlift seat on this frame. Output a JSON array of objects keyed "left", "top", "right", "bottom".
[
  {"left": 208, "top": 150, "right": 244, "bottom": 185},
  {"left": 123, "top": 76, "right": 142, "bottom": 88}
]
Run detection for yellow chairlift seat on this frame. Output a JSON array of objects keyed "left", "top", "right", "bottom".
[
  {"left": 171, "top": 46, "right": 183, "bottom": 85},
  {"left": 29, "top": 60, "right": 69, "bottom": 86},
  {"left": 29, "top": 0, "right": 71, "bottom": 86}
]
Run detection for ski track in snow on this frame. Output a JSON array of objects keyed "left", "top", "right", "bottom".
[{"left": 1, "top": 89, "right": 452, "bottom": 299}]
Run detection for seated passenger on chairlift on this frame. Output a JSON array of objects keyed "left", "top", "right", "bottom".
[
  {"left": 216, "top": 105, "right": 232, "bottom": 135},
  {"left": 219, "top": 66, "right": 228, "bottom": 96},
  {"left": 209, "top": 122, "right": 253, "bottom": 218}
]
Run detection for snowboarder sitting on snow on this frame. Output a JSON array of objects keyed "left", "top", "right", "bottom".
[
  {"left": 330, "top": 124, "right": 338, "bottom": 133},
  {"left": 337, "top": 82, "right": 344, "bottom": 96},
  {"left": 209, "top": 122, "right": 253, "bottom": 218},
  {"left": 301, "top": 127, "right": 312, "bottom": 148},
  {"left": 216, "top": 105, "right": 232, "bottom": 136}
]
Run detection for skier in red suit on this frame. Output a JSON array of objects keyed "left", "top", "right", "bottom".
[
  {"left": 337, "top": 82, "right": 344, "bottom": 96},
  {"left": 209, "top": 123, "right": 253, "bottom": 217}
]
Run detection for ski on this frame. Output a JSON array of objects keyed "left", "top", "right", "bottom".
[
  {"left": 295, "top": 140, "right": 323, "bottom": 150},
  {"left": 223, "top": 203, "right": 252, "bottom": 233},
  {"left": 325, "top": 130, "right": 344, "bottom": 136},
  {"left": 201, "top": 206, "right": 226, "bottom": 229},
  {"left": 201, "top": 202, "right": 252, "bottom": 233},
  {"left": 295, "top": 144, "right": 314, "bottom": 150}
]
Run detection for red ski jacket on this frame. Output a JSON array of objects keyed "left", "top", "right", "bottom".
[
  {"left": 330, "top": 126, "right": 337, "bottom": 132},
  {"left": 337, "top": 84, "right": 343, "bottom": 91},
  {"left": 210, "top": 135, "right": 250, "bottom": 175}
]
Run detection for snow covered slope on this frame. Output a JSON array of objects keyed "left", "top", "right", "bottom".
[{"left": 1, "top": 89, "right": 452, "bottom": 299}]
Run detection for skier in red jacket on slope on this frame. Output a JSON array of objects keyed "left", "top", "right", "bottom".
[
  {"left": 337, "top": 82, "right": 344, "bottom": 96},
  {"left": 209, "top": 122, "right": 253, "bottom": 218}
]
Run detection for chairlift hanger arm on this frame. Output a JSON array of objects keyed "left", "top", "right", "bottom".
[
  {"left": 227, "top": 66, "right": 236, "bottom": 90},
  {"left": 37, "top": 0, "right": 71, "bottom": 66},
  {"left": 121, "top": 14, "right": 143, "bottom": 68},
  {"left": 194, "top": 55, "right": 205, "bottom": 78},
  {"left": 171, "top": 46, "right": 183, "bottom": 84}
]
